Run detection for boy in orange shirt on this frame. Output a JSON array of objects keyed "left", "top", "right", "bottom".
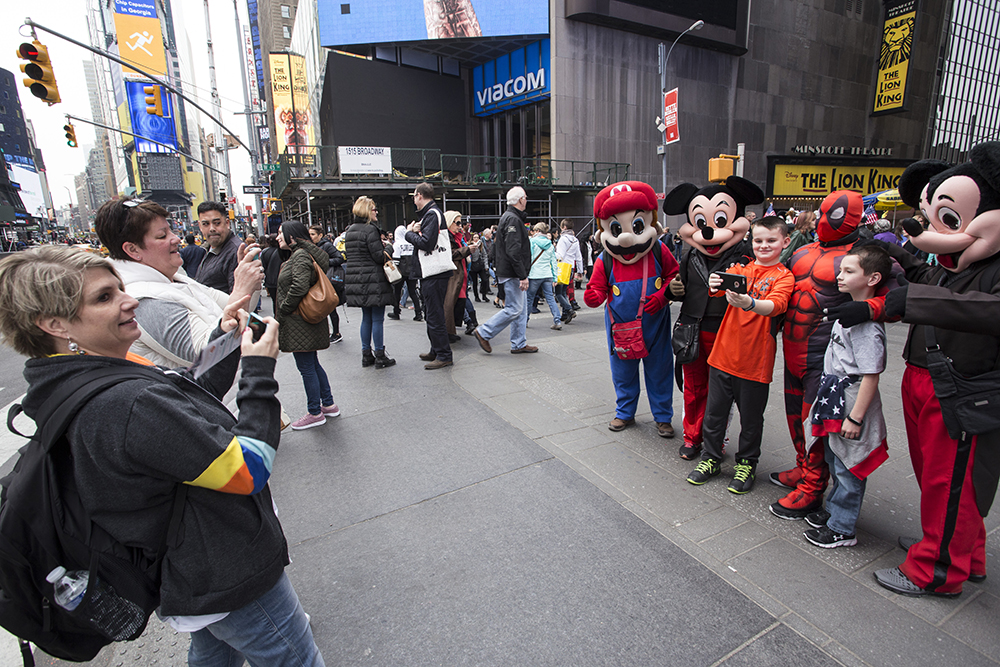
[{"left": 687, "top": 217, "right": 794, "bottom": 493}]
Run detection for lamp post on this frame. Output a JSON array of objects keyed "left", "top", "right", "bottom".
[{"left": 658, "top": 20, "right": 704, "bottom": 196}]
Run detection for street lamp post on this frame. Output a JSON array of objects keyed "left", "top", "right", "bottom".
[{"left": 658, "top": 20, "right": 704, "bottom": 197}]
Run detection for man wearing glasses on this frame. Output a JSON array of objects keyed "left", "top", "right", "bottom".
[{"left": 473, "top": 186, "right": 537, "bottom": 355}]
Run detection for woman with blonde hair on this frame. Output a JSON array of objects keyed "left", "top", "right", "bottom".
[
  {"left": 443, "top": 210, "right": 475, "bottom": 341},
  {"left": 345, "top": 196, "right": 396, "bottom": 368},
  {"left": 0, "top": 246, "right": 324, "bottom": 665}
]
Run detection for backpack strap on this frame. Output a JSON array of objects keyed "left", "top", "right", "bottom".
[{"left": 12, "top": 365, "right": 188, "bottom": 556}]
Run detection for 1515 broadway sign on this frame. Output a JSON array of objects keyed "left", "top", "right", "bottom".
[{"left": 472, "top": 39, "right": 550, "bottom": 117}]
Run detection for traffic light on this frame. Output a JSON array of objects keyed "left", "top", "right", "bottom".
[
  {"left": 63, "top": 122, "right": 77, "bottom": 148},
  {"left": 144, "top": 84, "right": 163, "bottom": 116},
  {"left": 16, "top": 41, "right": 60, "bottom": 104}
]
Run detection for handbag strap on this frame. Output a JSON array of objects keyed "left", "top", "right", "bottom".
[
  {"left": 605, "top": 248, "right": 652, "bottom": 325},
  {"left": 530, "top": 247, "right": 544, "bottom": 267}
]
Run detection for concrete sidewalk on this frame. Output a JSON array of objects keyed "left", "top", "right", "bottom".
[{"left": 10, "top": 302, "right": 999, "bottom": 666}]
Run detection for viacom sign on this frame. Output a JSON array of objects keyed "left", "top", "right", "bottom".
[{"left": 472, "top": 39, "right": 550, "bottom": 117}]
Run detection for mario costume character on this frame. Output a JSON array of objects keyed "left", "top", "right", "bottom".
[
  {"left": 584, "top": 181, "right": 680, "bottom": 436},
  {"left": 663, "top": 176, "right": 762, "bottom": 460},
  {"left": 862, "top": 141, "right": 1000, "bottom": 597},
  {"left": 769, "top": 190, "right": 892, "bottom": 520}
]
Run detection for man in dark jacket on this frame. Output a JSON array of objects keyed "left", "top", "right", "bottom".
[
  {"left": 405, "top": 182, "right": 453, "bottom": 369},
  {"left": 195, "top": 201, "right": 242, "bottom": 293},
  {"left": 472, "top": 186, "right": 536, "bottom": 354},
  {"left": 179, "top": 234, "right": 206, "bottom": 277}
]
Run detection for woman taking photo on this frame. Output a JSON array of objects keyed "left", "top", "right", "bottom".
[
  {"left": 276, "top": 221, "right": 340, "bottom": 430},
  {"left": 93, "top": 197, "right": 263, "bottom": 367},
  {"left": 0, "top": 246, "right": 324, "bottom": 666},
  {"left": 344, "top": 196, "right": 396, "bottom": 368}
]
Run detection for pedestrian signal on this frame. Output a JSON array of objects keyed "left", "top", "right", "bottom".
[
  {"left": 63, "top": 123, "right": 77, "bottom": 148},
  {"left": 17, "top": 41, "right": 60, "bottom": 104},
  {"left": 143, "top": 84, "right": 163, "bottom": 116}
]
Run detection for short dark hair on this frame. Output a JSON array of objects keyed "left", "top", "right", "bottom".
[
  {"left": 309, "top": 224, "right": 324, "bottom": 236},
  {"left": 413, "top": 182, "right": 434, "bottom": 199},
  {"left": 560, "top": 219, "right": 574, "bottom": 231},
  {"left": 184, "top": 234, "right": 196, "bottom": 245},
  {"left": 752, "top": 215, "right": 789, "bottom": 237},
  {"left": 94, "top": 198, "right": 171, "bottom": 261},
  {"left": 847, "top": 245, "right": 892, "bottom": 287},
  {"left": 197, "top": 201, "right": 228, "bottom": 217}
]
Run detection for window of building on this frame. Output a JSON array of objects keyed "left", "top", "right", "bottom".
[
  {"left": 282, "top": 25, "right": 291, "bottom": 39},
  {"left": 281, "top": 5, "right": 290, "bottom": 18}
]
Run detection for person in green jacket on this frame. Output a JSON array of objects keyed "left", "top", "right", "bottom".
[
  {"left": 277, "top": 221, "right": 339, "bottom": 430},
  {"left": 780, "top": 210, "right": 817, "bottom": 264}
]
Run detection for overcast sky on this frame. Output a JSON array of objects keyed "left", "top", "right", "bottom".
[{"left": 2, "top": 0, "right": 255, "bottom": 211}]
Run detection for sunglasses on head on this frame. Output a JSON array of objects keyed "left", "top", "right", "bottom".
[{"left": 122, "top": 198, "right": 147, "bottom": 208}]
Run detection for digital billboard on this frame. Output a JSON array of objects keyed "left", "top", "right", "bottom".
[
  {"left": 113, "top": 0, "right": 168, "bottom": 78},
  {"left": 5, "top": 157, "right": 46, "bottom": 219},
  {"left": 319, "top": 0, "right": 548, "bottom": 48},
  {"left": 472, "top": 39, "right": 549, "bottom": 117},
  {"left": 269, "top": 53, "right": 316, "bottom": 156},
  {"left": 125, "top": 81, "right": 178, "bottom": 152}
]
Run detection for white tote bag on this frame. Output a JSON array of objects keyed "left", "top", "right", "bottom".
[{"left": 417, "top": 208, "right": 455, "bottom": 278}]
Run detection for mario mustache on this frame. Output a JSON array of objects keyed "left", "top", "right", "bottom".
[{"left": 604, "top": 236, "right": 652, "bottom": 259}]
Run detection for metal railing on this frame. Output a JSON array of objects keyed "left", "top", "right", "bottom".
[{"left": 272, "top": 147, "right": 629, "bottom": 195}]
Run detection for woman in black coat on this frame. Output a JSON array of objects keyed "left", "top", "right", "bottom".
[{"left": 345, "top": 196, "right": 396, "bottom": 368}]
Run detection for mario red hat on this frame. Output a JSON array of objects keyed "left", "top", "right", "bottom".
[{"left": 594, "top": 181, "right": 658, "bottom": 220}]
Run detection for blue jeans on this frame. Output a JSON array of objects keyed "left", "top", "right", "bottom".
[
  {"left": 554, "top": 282, "right": 572, "bottom": 318},
  {"left": 360, "top": 305, "right": 385, "bottom": 352},
  {"left": 824, "top": 441, "right": 866, "bottom": 535},
  {"left": 188, "top": 572, "right": 325, "bottom": 667},
  {"left": 479, "top": 276, "right": 527, "bottom": 350},
  {"left": 292, "top": 351, "right": 333, "bottom": 415},
  {"left": 526, "top": 278, "right": 561, "bottom": 326}
]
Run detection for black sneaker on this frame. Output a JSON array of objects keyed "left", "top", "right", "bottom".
[
  {"left": 804, "top": 526, "right": 857, "bottom": 549},
  {"left": 727, "top": 460, "right": 756, "bottom": 494},
  {"left": 805, "top": 508, "right": 831, "bottom": 528},
  {"left": 387, "top": 312, "right": 400, "bottom": 320},
  {"left": 329, "top": 332, "right": 343, "bottom": 344},
  {"left": 687, "top": 458, "right": 721, "bottom": 485}
]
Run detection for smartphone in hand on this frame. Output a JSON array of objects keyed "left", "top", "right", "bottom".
[
  {"left": 247, "top": 312, "right": 267, "bottom": 342},
  {"left": 715, "top": 272, "right": 748, "bottom": 294}
]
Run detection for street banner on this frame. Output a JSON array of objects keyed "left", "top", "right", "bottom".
[
  {"left": 872, "top": 0, "right": 917, "bottom": 115},
  {"left": 243, "top": 25, "right": 262, "bottom": 112},
  {"left": 113, "top": 0, "right": 168, "bottom": 78},
  {"left": 269, "top": 52, "right": 315, "bottom": 157},
  {"left": 338, "top": 147, "right": 392, "bottom": 175},
  {"left": 664, "top": 88, "right": 679, "bottom": 145}
]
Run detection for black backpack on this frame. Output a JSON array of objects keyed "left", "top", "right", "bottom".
[{"left": 0, "top": 366, "right": 187, "bottom": 666}]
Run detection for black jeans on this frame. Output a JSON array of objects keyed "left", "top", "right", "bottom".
[
  {"left": 701, "top": 367, "right": 769, "bottom": 465},
  {"left": 394, "top": 277, "right": 423, "bottom": 318},
  {"left": 420, "top": 274, "right": 451, "bottom": 361}
]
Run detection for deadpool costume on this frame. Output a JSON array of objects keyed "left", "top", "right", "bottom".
[{"left": 770, "top": 191, "right": 888, "bottom": 519}]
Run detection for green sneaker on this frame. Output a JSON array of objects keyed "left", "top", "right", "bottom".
[
  {"left": 728, "top": 460, "right": 756, "bottom": 494},
  {"left": 687, "top": 457, "right": 721, "bottom": 485}
]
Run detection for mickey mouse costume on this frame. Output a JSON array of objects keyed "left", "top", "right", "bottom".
[
  {"left": 663, "top": 176, "right": 762, "bottom": 460},
  {"left": 860, "top": 141, "right": 1000, "bottom": 597},
  {"left": 584, "top": 181, "right": 680, "bottom": 435}
]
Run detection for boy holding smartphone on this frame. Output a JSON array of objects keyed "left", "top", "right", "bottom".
[{"left": 687, "top": 217, "right": 793, "bottom": 493}]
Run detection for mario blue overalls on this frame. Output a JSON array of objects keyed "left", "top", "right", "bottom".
[{"left": 604, "top": 246, "right": 675, "bottom": 423}]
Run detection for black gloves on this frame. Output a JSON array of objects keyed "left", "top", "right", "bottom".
[
  {"left": 884, "top": 274, "right": 909, "bottom": 319},
  {"left": 823, "top": 301, "right": 872, "bottom": 328}
]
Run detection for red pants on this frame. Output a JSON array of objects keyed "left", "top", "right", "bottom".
[
  {"left": 681, "top": 329, "right": 717, "bottom": 447},
  {"left": 900, "top": 364, "right": 986, "bottom": 593},
  {"left": 782, "top": 362, "right": 829, "bottom": 496}
]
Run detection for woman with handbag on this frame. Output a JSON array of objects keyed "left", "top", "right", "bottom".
[
  {"left": 345, "top": 196, "right": 396, "bottom": 369},
  {"left": 277, "top": 222, "right": 339, "bottom": 430},
  {"left": 443, "top": 211, "right": 475, "bottom": 343}
]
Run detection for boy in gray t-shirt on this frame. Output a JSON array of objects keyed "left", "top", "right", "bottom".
[{"left": 804, "top": 246, "right": 893, "bottom": 548}]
